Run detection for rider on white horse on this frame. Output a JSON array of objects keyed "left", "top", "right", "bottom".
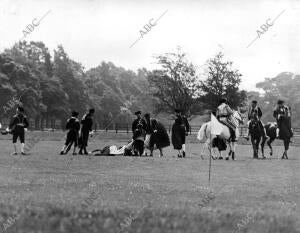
[{"left": 216, "top": 98, "right": 237, "bottom": 142}]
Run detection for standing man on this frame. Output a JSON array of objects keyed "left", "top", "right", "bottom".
[
  {"left": 174, "top": 109, "right": 190, "bottom": 157},
  {"left": 144, "top": 113, "right": 153, "bottom": 155},
  {"left": 9, "top": 106, "right": 29, "bottom": 155},
  {"left": 132, "top": 111, "right": 146, "bottom": 133},
  {"left": 79, "top": 108, "right": 95, "bottom": 155},
  {"left": 216, "top": 98, "right": 237, "bottom": 142},
  {"left": 273, "top": 100, "right": 291, "bottom": 139},
  {"left": 245, "top": 100, "right": 268, "bottom": 140},
  {"left": 60, "top": 111, "right": 80, "bottom": 155}
]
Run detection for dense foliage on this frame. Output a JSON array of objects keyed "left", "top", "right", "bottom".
[{"left": 1, "top": 41, "right": 298, "bottom": 128}]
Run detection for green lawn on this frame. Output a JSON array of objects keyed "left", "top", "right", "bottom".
[{"left": 0, "top": 131, "right": 299, "bottom": 233}]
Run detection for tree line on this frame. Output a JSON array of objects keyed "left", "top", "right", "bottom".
[{"left": 0, "top": 41, "right": 299, "bottom": 127}]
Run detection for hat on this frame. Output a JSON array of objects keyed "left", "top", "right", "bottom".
[
  {"left": 72, "top": 111, "right": 79, "bottom": 117},
  {"left": 277, "top": 100, "right": 284, "bottom": 104},
  {"left": 174, "top": 109, "right": 181, "bottom": 113},
  {"left": 252, "top": 100, "right": 257, "bottom": 104},
  {"left": 144, "top": 113, "right": 150, "bottom": 118},
  {"left": 135, "top": 111, "right": 141, "bottom": 115}
]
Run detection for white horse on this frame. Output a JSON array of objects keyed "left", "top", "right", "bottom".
[{"left": 197, "top": 111, "right": 243, "bottom": 160}]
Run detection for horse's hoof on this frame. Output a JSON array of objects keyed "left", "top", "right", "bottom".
[
  {"left": 225, "top": 157, "right": 229, "bottom": 160},
  {"left": 270, "top": 152, "right": 273, "bottom": 156},
  {"left": 219, "top": 157, "right": 223, "bottom": 160},
  {"left": 200, "top": 154, "right": 204, "bottom": 160}
]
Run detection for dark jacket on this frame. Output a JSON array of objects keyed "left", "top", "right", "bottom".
[
  {"left": 66, "top": 117, "right": 80, "bottom": 132},
  {"left": 172, "top": 118, "right": 185, "bottom": 150},
  {"left": 248, "top": 106, "right": 262, "bottom": 120},
  {"left": 9, "top": 114, "right": 29, "bottom": 132},
  {"left": 132, "top": 118, "right": 146, "bottom": 133},
  {"left": 177, "top": 115, "right": 190, "bottom": 135},
  {"left": 81, "top": 113, "right": 93, "bottom": 132},
  {"left": 273, "top": 105, "right": 289, "bottom": 121},
  {"left": 133, "top": 128, "right": 146, "bottom": 141}
]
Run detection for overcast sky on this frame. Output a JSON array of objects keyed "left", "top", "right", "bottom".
[{"left": 0, "top": 0, "right": 299, "bottom": 90}]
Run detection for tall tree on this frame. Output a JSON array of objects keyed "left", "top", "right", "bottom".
[
  {"left": 255, "top": 72, "right": 300, "bottom": 125},
  {"left": 147, "top": 49, "right": 201, "bottom": 115},
  {"left": 200, "top": 52, "right": 246, "bottom": 111}
]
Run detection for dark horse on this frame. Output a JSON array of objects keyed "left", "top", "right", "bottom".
[
  {"left": 249, "top": 118, "right": 266, "bottom": 159},
  {"left": 250, "top": 118, "right": 292, "bottom": 159},
  {"left": 265, "top": 117, "right": 292, "bottom": 159}
]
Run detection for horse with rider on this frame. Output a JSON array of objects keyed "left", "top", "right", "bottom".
[
  {"left": 198, "top": 98, "right": 293, "bottom": 160},
  {"left": 245, "top": 99, "right": 293, "bottom": 159}
]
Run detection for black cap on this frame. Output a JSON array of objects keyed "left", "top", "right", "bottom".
[
  {"left": 252, "top": 100, "right": 257, "bottom": 104},
  {"left": 144, "top": 113, "right": 150, "bottom": 118},
  {"left": 174, "top": 109, "right": 181, "bottom": 113},
  {"left": 89, "top": 108, "right": 95, "bottom": 114},
  {"left": 277, "top": 100, "right": 284, "bottom": 104},
  {"left": 135, "top": 111, "right": 141, "bottom": 115}
]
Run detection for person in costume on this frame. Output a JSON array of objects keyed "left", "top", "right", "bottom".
[
  {"left": 79, "top": 108, "right": 95, "bottom": 155},
  {"left": 60, "top": 111, "right": 80, "bottom": 155},
  {"left": 9, "top": 106, "right": 29, "bottom": 155}
]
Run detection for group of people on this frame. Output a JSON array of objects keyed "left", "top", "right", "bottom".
[
  {"left": 130, "top": 109, "right": 190, "bottom": 157},
  {"left": 1, "top": 98, "right": 293, "bottom": 157},
  {"left": 59, "top": 108, "right": 95, "bottom": 155},
  {"left": 215, "top": 98, "right": 293, "bottom": 142},
  {"left": 1, "top": 107, "right": 96, "bottom": 155}
]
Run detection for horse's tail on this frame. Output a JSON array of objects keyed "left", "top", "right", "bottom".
[{"left": 197, "top": 122, "right": 209, "bottom": 141}]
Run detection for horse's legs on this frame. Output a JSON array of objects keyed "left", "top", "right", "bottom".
[
  {"left": 231, "top": 142, "right": 236, "bottom": 160},
  {"left": 226, "top": 142, "right": 232, "bottom": 160},
  {"left": 251, "top": 138, "right": 257, "bottom": 158},
  {"left": 267, "top": 138, "right": 275, "bottom": 156},
  {"left": 200, "top": 139, "right": 209, "bottom": 159},
  {"left": 261, "top": 137, "right": 266, "bottom": 158},
  {"left": 256, "top": 139, "right": 260, "bottom": 158}
]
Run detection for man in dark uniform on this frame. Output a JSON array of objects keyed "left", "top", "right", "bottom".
[
  {"left": 245, "top": 100, "right": 268, "bottom": 140},
  {"left": 144, "top": 113, "right": 154, "bottom": 155},
  {"left": 273, "top": 100, "right": 291, "bottom": 139},
  {"left": 79, "top": 108, "right": 95, "bottom": 155},
  {"left": 131, "top": 111, "right": 146, "bottom": 133},
  {"left": 60, "top": 111, "right": 80, "bottom": 155},
  {"left": 174, "top": 109, "right": 190, "bottom": 157},
  {"left": 9, "top": 106, "right": 29, "bottom": 155}
]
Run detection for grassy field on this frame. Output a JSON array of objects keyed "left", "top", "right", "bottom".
[{"left": 0, "top": 131, "right": 299, "bottom": 233}]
